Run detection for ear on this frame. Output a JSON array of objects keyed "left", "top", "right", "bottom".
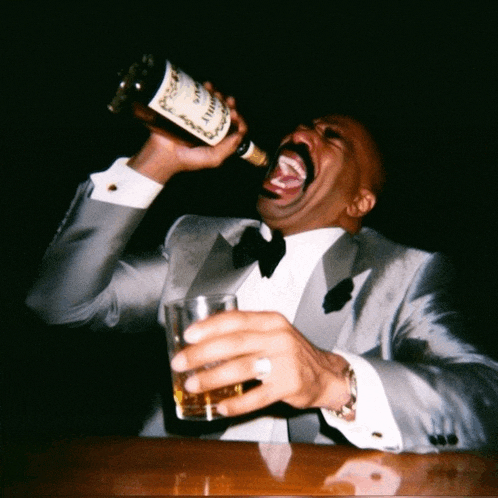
[{"left": 346, "top": 188, "right": 377, "bottom": 218}]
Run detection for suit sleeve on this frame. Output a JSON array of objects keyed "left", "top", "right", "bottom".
[
  {"left": 368, "top": 253, "right": 498, "bottom": 453},
  {"left": 26, "top": 179, "right": 169, "bottom": 333}
]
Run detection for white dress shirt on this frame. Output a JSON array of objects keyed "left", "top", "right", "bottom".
[{"left": 90, "top": 157, "right": 403, "bottom": 452}]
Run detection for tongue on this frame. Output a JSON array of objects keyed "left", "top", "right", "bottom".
[{"left": 263, "top": 164, "right": 305, "bottom": 195}]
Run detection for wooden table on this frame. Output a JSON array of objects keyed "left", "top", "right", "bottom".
[{"left": 3, "top": 436, "right": 498, "bottom": 496}]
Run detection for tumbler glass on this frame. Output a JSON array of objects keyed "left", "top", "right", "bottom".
[{"left": 164, "top": 294, "right": 242, "bottom": 421}]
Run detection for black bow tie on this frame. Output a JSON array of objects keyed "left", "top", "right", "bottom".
[{"left": 233, "top": 226, "right": 286, "bottom": 278}]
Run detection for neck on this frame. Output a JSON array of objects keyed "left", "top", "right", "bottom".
[{"left": 262, "top": 218, "right": 361, "bottom": 237}]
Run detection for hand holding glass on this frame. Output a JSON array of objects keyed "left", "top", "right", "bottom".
[{"left": 164, "top": 294, "right": 242, "bottom": 421}]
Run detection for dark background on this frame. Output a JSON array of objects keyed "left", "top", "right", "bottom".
[{"left": 3, "top": 3, "right": 498, "bottom": 439}]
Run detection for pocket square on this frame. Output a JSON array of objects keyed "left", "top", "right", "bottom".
[{"left": 323, "top": 278, "right": 354, "bottom": 313}]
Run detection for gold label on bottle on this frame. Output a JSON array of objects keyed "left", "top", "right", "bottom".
[
  {"left": 148, "top": 61, "right": 231, "bottom": 145},
  {"left": 239, "top": 141, "right": 269, "bottom": 167}
]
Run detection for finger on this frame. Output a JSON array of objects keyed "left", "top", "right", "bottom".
[
  {"left": 184, "top": 354, "right": 263, "bottom": 393},
  {"left": 202, "top": 81, "right": 226, "bottom": 104},
  {"left": 213, "top": 90, "right": 225, "bottom": 102},
  {"left": 172, "top": 328, "right": 271, "bottom": 373},
  {"left": 217, "top": 383, "right": 282, "bottom": 417},
  {"left": 202, "top": 81, "right": 237, "bottom": 112},
  {"left": 183, "top": 310, "right": 282, "bottom": 344},
  {"left": 203, "top": 81, "right": 214, "bottom": 92},
  {"left": 225, "top": 95, "right": 236, "bottom": 109},
  {"left": 229, "top": 107, "right": 248, "bottom": 136},
  {"left": 172, "top": 316, "right": 293, "bottom": 374}
]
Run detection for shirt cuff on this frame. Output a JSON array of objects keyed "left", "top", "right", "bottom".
[
  {"left": 321, "top": 349, "right": 403, "bottom": 452},
  {"left": 89, "top": 157, "right": 163, "bottom": 209}
]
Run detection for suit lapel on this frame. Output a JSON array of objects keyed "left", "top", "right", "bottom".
[
  {"left": 187, "top": 233, "right": 257, "bottom": 298},
  {"left": 293, "top": 233, "right": 358, "bottom": 351},
  {"left": 289, "top": 233, "right": 359, "bottom": 444},
  {"left": 158, "top": 217, "right": 259, "bottom": 327}
]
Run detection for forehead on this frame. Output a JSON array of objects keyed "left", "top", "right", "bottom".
[
  {"left": 315, "top": 115, "right": 366, "bottom": 139},
  {"left": 317, "top": 115, "right": 378, "bottom": 156}
]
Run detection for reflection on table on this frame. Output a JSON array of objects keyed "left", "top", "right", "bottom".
[{"left": 3, "top": 436, "right": 498, "bottom": 496}]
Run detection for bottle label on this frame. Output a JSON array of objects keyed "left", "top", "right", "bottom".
[{"left": 148, "top": 61, "right": 231, "bottom": 145}]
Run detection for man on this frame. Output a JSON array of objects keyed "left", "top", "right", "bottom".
[{"left": 26, "top": 92, "right": 498, "bottom": 453}]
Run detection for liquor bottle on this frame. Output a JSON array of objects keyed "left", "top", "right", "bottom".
[{"left": 108, "top": 54, "right": 268, "bottom": 167}]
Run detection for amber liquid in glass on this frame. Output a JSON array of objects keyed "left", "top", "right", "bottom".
[{"left": 173, "top": 372, "right": 243, "bottom": 421}]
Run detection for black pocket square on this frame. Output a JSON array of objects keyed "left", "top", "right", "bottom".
[{"left": 323, "top": 278, "right": 354, "bottom": 313}]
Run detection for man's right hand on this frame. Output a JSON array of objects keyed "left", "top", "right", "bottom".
[{"left": 127, "top": 84, "right": 248, "bottom": 185}]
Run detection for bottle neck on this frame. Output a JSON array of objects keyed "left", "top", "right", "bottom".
[{"left": 237, "top": 140, "right": 268, "bottom": 167}]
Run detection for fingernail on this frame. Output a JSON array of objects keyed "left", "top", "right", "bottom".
[
  {"left": 184, "top": 325, "right": 202, "bottom": 344},
  {"left": 184, "top": 376, "right": 199, "bottom": 393},
  {"left": 171, "top": 353, "right": 187, "bottom": 372}
]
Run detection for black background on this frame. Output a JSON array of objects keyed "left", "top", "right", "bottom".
[{"left": 3, "top": 3, "right": 498, "bottom": 439}]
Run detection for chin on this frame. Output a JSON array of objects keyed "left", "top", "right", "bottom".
[{"left": 257, "top": 199, "right": 296, "bottom": 232}]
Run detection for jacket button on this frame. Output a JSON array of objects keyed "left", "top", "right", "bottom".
[
  {"left": 447, "top": 434, "right": 458, "bottom": 445},
  {"left": 437, "top": 435, "right": 447, "bottom": 445},
  {"left": 429, "top": 435, "right": 438, "bottom": 445}
]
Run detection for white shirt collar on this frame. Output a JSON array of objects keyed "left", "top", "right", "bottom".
[
  {"left": 237, "top": 223, "right": 346, "bottom": 324},
  {"left": 260, "top": 223, "right": 345, "bottom": 261},
  {"left": 259, "top": 223, "right": 345, "bottom": 304}
]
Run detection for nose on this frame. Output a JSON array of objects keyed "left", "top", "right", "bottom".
[{"left": 288, "top": 121, "right": 318, "bottom": 147}]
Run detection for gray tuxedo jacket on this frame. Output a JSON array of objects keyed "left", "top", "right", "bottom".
[{"left": 27, "top": 180, "right": 498, "bottom": 453}]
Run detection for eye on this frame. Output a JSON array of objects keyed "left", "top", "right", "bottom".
[{"left": 323, "top": 127, "right": 343, "bottom": 141}]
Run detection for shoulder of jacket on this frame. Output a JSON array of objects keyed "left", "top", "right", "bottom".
[
  {"left": 163, "top": 215, "right": 260, "bottom": 250},
  {"left": 356, "top": 227, "right": 435, "bottom": 268}
]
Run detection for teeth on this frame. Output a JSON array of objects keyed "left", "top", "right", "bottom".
[
  {"left": 278, "top": 155, "right": 307, "bottom": 180},
  {"left": 279, "top": 160, "right": 292, "bottom": 176},
  {"left": 270, "top": 177, "right": 287, "bottom": 188},
  {"left": 267, "top": 153, "right": 308, "bottom": 191}
]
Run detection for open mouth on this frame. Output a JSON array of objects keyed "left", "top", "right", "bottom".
[{"left": 261, "top": 143, "right": 315, "bottom": 201}]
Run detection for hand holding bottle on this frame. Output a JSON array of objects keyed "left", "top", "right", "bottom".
[
  {"left": 128, "top": 83, "right": 248, "bottom": 184},
  {"left": 109, "top": 55, "right": 268, "bottom": 183}
]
